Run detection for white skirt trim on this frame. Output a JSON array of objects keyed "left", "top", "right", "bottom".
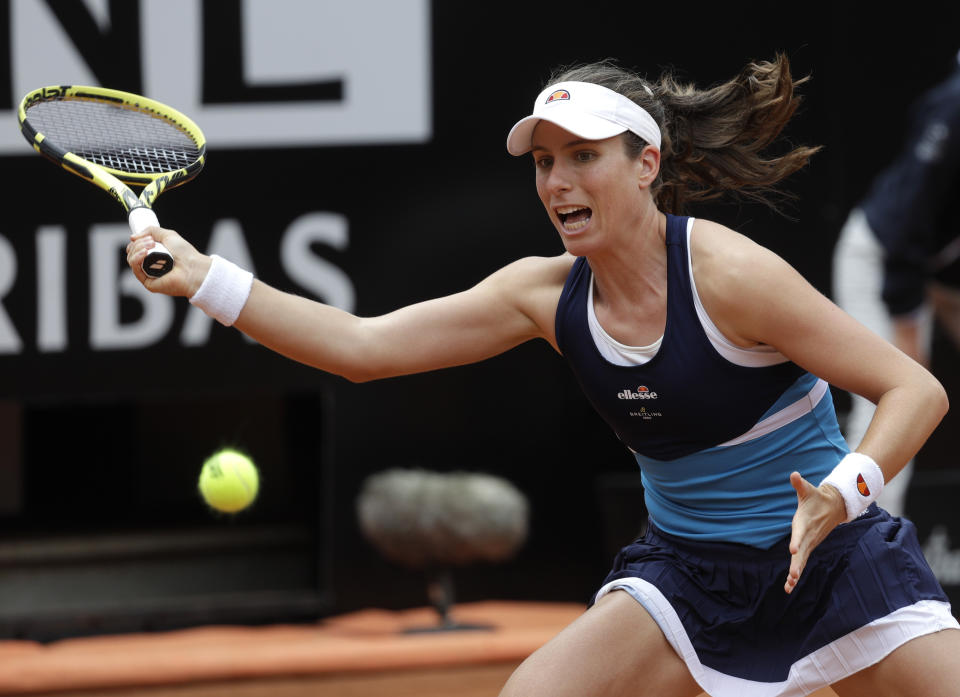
[{"left": 596, "top": 577, "right": 959, "bottom": 697}]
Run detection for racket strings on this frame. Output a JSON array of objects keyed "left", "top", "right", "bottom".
[{"left": 25, "top": 98, "right": 201, "bottom": 175}]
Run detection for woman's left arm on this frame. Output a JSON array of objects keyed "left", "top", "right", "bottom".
[
  {"left": 698, "top": 221, "right": 947, "bottom": 481},
  {"left": 693, "top": 221, "right": 948, "bottom": 591}
]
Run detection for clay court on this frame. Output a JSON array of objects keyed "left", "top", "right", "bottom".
[{"left": 0, "top": 601, "right": 839, "bottom": 697}]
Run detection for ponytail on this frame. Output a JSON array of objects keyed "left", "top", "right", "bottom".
[{"left": 547, "top": 55, "right": 821, "bottom": 214}]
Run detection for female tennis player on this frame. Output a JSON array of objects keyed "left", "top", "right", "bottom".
[{"left": 127, "top": 55, "right": 960, "bottom": 697}]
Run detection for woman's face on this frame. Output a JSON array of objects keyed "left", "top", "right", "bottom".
[{"left": 531, "top": 121, "right": 652, "bottom": 255}]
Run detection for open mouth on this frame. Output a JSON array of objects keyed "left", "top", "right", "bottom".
[{"left": 556, "top": 205, "right": 592, "bottom": 232}]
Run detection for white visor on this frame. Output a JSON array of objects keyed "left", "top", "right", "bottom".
[{"left": 506, "top": 80, "right": 662, "bottom": 156}]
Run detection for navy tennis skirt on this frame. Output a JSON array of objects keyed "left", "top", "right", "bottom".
[{"left": 594, "top": 505, "right": 958, "bottom": 697}]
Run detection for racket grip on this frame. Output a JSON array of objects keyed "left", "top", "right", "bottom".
[
  {"left": 142, "top": 242, "right": 174, "bottom": 278},
  {"left": 128, "top": 206, "right": 159, "bottom": 235},
  {"left": 128, "top": 207, "right": 174, "bottom": 278}
]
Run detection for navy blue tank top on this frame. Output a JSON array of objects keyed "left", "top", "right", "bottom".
[{"left": 555, "top": 214, "right": 807, "bottom": 460}]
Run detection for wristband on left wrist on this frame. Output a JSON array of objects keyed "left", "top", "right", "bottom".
[{"left": 819, "top": 452, "right": 884, "bottom": 522}]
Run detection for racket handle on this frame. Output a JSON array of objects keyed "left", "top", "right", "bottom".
[
  {"left": 142, "top": 242, "right": 174, "bottom": 278},
  {"left": 128, "top": 207, "right": 174, "bottom": 278}
]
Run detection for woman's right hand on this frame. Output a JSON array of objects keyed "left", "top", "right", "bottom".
[
  {"left": 784, "top": 471, "right": 846, "bottom": 594},
  {"left": 126, "top": 226, "right": 211, "bottom": 299}
]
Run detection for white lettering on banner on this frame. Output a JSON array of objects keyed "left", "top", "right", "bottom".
[
  {"left": 0, "top": 214, "right": 354, "bottom": 354},
  {"left": 0, "top": 235, "right": 22, "bottom": 354},
  {"left": 2, "top": 0, "right": 430, "bottom": 153},
  {"left": 36, "top": 226, "right": 67, "bottom": 353},
  {"left": 89, "top": 226, "right": 176, "bottom": 350},
  {"left": 281, "top": 213, "right": 355, "bottom": 312}
]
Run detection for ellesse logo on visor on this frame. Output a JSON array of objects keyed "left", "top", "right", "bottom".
[{"left": 546, "top": 89, "right": 571, "bottom": 103}]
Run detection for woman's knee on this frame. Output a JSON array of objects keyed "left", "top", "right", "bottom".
[
  {"left": 498, "top": 590, "right": 699, "bottom": 697},
  {"left": 833, "top": 628, "right": 960, "bottom": 697}
]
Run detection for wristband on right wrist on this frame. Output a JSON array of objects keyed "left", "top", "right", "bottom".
[
  {"left": 819, "top": 452, "right": 885, "bottom": 522},
  {"left": 188, "top": 255, "right": 254, "bottom": 326}
]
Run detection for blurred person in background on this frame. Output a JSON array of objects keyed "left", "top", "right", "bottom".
[{"left": 833, "top": 50, "right": 960, "bottom": 517}]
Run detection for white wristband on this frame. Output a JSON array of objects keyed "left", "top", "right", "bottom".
[
  {"left": 820, "top": 452, "right": 885, "bottom": 522},
  {"left": 189, "top": 255, "right": 254, "bottom": 326}
]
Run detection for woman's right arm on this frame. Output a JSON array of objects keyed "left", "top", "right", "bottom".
[{"left": 128, "top": 226, "right": 572, "bottom": 382}]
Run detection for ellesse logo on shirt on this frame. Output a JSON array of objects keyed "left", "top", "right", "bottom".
[{"left": 617, "top": 385, "right": 658, "bottom": 400}]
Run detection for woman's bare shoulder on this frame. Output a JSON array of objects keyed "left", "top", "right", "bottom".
[
  {"left": 485, "top": 252, "right": 577, "bottom": 297},
  {"left": 487, "top": 253, "right": 576, "bottom": 352},
  {"left": 689, "top": 218, "right": 800, "bottom": 347},
  {"left": 689, "top": 218, "right": 791, "bottom": 288},
  {"left": 502, "top": 252, "right": 577, "bottom": 280}
]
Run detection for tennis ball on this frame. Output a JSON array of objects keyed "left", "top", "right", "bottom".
[{"left": 198, "top": 449, "right": 259, "bottom": 513}]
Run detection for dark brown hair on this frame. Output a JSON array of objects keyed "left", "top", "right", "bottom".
[{"left": 547, "top": 55, "right": 821, "bottom": 214}]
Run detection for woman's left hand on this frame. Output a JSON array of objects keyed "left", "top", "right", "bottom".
[{"left": 784, "top": 471, "right": 846, "bottom": 594}]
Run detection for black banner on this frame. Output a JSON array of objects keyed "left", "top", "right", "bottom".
[{"left": 0, "top": 0, "right": 958, "bottom": 633}]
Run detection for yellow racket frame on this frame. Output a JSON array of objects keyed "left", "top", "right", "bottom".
[
  {"left": 18, "top": 84, "right": 206, "bottom": 214},
  {"left": 18, "top": 84, "right": 207, "bottom": 276}
]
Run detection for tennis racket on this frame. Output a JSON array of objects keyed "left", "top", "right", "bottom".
[{"left": 18, "top": 85, "right": 206, "bottom": 277}]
